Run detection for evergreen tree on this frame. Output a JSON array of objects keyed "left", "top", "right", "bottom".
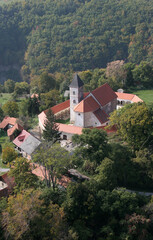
[{"left": 43, "top": 109, "right": 61, "bottom": 142}]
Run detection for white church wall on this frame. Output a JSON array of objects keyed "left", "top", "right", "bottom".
[
  {"left": 70, "top": 86, "right": 83, "bottom": 123},
  {"left": 74, "top": 112, "right": 84, "bottom": 127}
]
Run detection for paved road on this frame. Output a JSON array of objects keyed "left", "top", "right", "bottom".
[
  {"left": 118, "top": 187, "right": 153, "bottom": 196},
  {"left": 126, "top": 189, "right": 153, "bottom": 196}
]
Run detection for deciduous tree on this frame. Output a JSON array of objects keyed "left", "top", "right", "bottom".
[
  {"left": 33, "top": 143, "right": 71, "bottom": 190},
  {"left": 95, "top": 157, "right": 117, "bottom": 190},
  {"left": 4, "top": 79, "right": 15, "bottom": 93},
  {"left": 2, "top": 146, "right": 17, "bottom": 164},
  {"left": 72, "top": 128, "right": 109, "bottom": 166},
  {"left": 109, "top": 103, "right": 153, "bottom": 150},
  {"left": 9, "top": 157, "right": 38, "bottom": 193},
  {"left": 2, "top": 101, "right": 19, "bottom": 117}
]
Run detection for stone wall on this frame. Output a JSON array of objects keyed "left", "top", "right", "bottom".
[
  {"left": 103, "top": 98, "right": 117, "bottom": 115},
  {"left": 84, "top": 112, "right": 101, "bottom": 128}
]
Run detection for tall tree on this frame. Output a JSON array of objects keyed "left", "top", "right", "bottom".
[
  {"left": 2, "top": 146, "right": 18, "bottom": 165},
  {"left": 27, "top": 96, "right": 40, "bottom": 117},
  {"left": 2, "top": 101, "right": 19, "bottom": 117},
  {"left": 95, "top": 157, "right": 117, "bottom": 190},
  {"left": 33, "top": 143, "right": 71, "bottom": 190},
  {"left": 109, "top": 103, "right": 153, "bottom": 150},
  {"left": 72, "top": 128, "right": 109, "bottom": 166},
  {"left": 43, "top": 109, "right": 61, "bottom": 143},
  {"left": 38, "top": 72, "right": 56, "bottom": 93},
  {"left": 9, "top": 157, "right": 38, "bottom": 193},
  {"left": 4, "top": 79, "right": 15, "bottom": 93},
  {"left": 2, "top": 189, "right": 70, "bottom": 240}
]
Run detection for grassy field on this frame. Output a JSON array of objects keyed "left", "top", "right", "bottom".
[
  {"left": 0, "top": 93, "right": 12, "bottom": 106},
  {"left": 131, "top": 90, "right": 153, "bottom": 106},
  {"left": 56, "top": 119, "right": 70, "bottom": 124}
]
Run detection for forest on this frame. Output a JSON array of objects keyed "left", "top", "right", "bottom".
[
  {"left": 0, "top": 0, "right": 153, "bottom": 82},
  {"left": 0, "top": 0, "right": 153, "bottom": 239}
]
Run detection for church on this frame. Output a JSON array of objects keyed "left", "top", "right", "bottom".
[
  {"left": 69, "top": 74, "right": 117, "bottom": 127},
  {"left": 38, "top": 74, "right": 142, "bottom": 140}
]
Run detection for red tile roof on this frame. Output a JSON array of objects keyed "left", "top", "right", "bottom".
[
  {"left": 91, "top": 83, "right": 117, "bottom": 106},
  {"left": 13, "top": 130, "right": 30, "bottom": 147},
  {"left": 130, "top": 95, "right": 143, "bottom": 103},
  {"left": 57, "top": 123, "right": 83, "bottom": 135},
  {"left": 39, "top": 93, "right": 89, "bottom": 126},
  {"left": 38, "top": 111, "right": 47, "bottom": 127},
  {"left": 7, "top": 123, "right": 23, "bottom": 137},
  {"left": 31, "top": 93, "right": 39, "bottom": 99},
  {"left": 116, "top": 92, "right": 143, "bottom": 102},
  {"left": 0, "top": 116, "right": 17, "bottom": 129},
  {"left": 93, "top": 109, "right": 108, "bottom": 124},
  {"left": 74, "top": 96, "right": 99, "bottom": 113},
  {"left": 44, "top": 99, "right": 70, "bottom": 115}
]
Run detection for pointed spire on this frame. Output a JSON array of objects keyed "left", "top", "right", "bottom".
[{"left": 69, "top": 73, "right": 84, "bottom": 88}]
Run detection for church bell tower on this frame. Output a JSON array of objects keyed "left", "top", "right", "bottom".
[{"left": 69, "top": 74, "right": 84, "bottom": 123}]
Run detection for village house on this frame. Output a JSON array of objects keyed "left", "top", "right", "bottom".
[
  {"left": 116, "top": 91, "right": 143, "bottom": 109},
  {"left": 13, "top": 129, "right": 41, "bottom": 160},
  {"left": 0, "top": 116, "right": 17, "bottom": 132},
  {"left": 0, "top": 116, "right": 24, "bottom": 140},
  {"left": 38, "top": 74, "right": 143, "bottom": 140}
]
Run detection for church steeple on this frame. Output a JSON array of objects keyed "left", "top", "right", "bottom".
[
  {"left": 69, "top": 74, "right": 84, "bottom": 123},
  {"left": 69, "top": 74, "right": 84, "bottom": 88}
]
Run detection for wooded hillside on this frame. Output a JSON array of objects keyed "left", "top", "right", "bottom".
[{"left": 0, "top": 0, "right": 153, "bottom": 82}]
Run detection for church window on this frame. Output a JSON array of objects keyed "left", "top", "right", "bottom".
[
  {"left": 78, "top": 113, "right": 80, "bottom": 116},
  {"left": 73, "top": 91, "right": 75, "bottom": 95},
  {"left": 73, "top": 100, "right": 76, "bottom": 103}
]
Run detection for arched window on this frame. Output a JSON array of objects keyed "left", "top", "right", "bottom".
[
  {"left": 73, "top": 91, "right": 75, "bottom": 95},
  {"left": 73, "top": 100, "right": 76, "bottom": 103}
]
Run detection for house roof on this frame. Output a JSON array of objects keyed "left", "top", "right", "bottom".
[
  {"left": 131, "top": 95, "right": 143, "bottom": 103},
  {"left": 69, "top": 74, "right": 84, "bottom": 88},
  {"left": 19, "top": 135, "right": 41, "bottom": 155},
  {"left": 0, "top": 116, "right": 17, "bottom": 129},
  {"left": 57, "top": 123, "right": 83, "bottom": 135},
  {"left": 44, "top": 99, "right": 70, "bottom": 115},
  {"left": 91, "top": 83, "right": 117, "bottom": 107},
  {"left": 74, "top": 96, "right": 99, "bottom": 113},
  {"left": 13, "top": 130, "right": 30, "bottom": 147},
  {"left": 7, "top": 123, "right": 23, "bottom": 137},
  {"left": 31, "top": 93, "right": 39, "bottom": 99},
  {"left": 13, "top": 130, "right": 41, "bottom": 155},
  {"left": 116, "top": 92, "right": 143, "bottom": 102},
  {"left": 93, "top": 109, "right": 109, "bottom": 124},
  {"left": 38, "top": 92, "right": 89, "bottom": 126}
]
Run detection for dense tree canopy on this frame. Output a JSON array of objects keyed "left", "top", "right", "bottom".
[
  {"left": 0, "top": 0, "right": 153, "bottom": 81},
  {"left": 109, "top": 102, "right": 153, "bottom": 150},
  {"left": 2, "top": 101, "right": 19, "bottom": 117}
]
